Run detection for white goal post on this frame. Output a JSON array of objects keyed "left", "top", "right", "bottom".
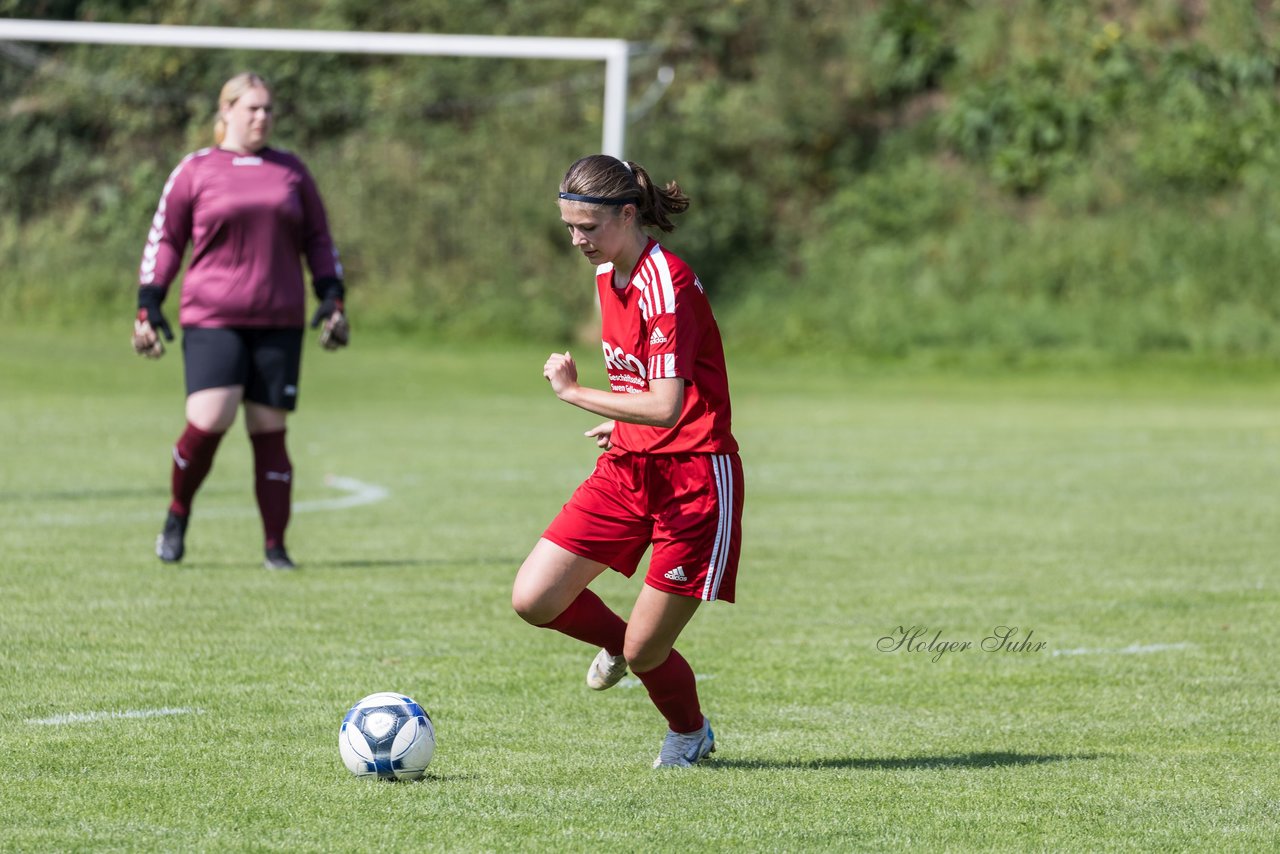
[{"left": 0, "top": 17, "right": 633, "bottom": 157}]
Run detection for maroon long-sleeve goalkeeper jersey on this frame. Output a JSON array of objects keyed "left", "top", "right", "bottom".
[{"left": 138, "top": 146, "right": 343, "bottom": 328}]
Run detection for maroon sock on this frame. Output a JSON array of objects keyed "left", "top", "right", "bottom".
[
  {"left": 169, "top": 422, "right": 225, "bottom": 516},
  {"left": 635, "top": 649, "right": 703, "bottom": 734},
  {"left": 250, "top": 429, "right": 292, "bottom": 549},
  {"left": 537, "top": 589, "right": 627, "bottom": 657}
]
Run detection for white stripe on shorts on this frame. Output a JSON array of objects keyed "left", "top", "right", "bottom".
[{"left": 702, "top": 454, "right": 734, "bottom": 601}]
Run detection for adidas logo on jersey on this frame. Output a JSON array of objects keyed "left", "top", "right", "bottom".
[
  {"left": 663, "top": 566, "right": 688, "bottom": 582},
  {"left": 649, "top": 327, "right": 668, "bottom": 345}
]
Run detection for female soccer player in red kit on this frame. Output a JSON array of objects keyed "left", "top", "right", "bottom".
[
  {"left": 512, "top": 155, "right": 744, "bottom": 768},
  {"left": 131, "top": 72, "right": 348, "bottom": 570}
]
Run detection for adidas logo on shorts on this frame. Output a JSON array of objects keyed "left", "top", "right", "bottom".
[
  {"left": 649, "top": 327, "right": 668, "bottom": 345},
  {"left": 663, "top": 566, "right": 688, "bottom": 582}
]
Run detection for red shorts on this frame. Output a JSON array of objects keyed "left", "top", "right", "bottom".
[{"left": 543, "top": 450, "right": 744, "bottom": 602}]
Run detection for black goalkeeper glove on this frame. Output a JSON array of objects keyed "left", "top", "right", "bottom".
[
  {"left": 133, "top": 285, "right": 173, "bottom": 358},
  {"left": 310, "top": 277, "right": 349, "bottom": 349},
  {"left": 137, "top": 285, "right": 174, "bottom": 341}
]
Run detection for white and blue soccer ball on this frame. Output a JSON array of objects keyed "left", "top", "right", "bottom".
[{"left": 339, "top": 692, "right": 435, "bottom": 781}]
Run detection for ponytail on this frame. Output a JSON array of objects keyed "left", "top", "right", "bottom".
[{"left": 627, "top": 161, "right": 690, "bottom": 233}]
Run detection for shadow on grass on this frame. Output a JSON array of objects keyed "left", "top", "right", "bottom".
[
  {"left": 707, "top": 752, "right": 1106, "bottom": 771},
  {"left": 0, "top": 487, "right": 165, "bottom": 503},
  {"left": 304, "top": 556, "right": 520, "bottom": 571},
  {"left": 298, "top": 558, "right": 444, "bottom": 570},
  {"left": 175, "top": 556, "right": 519, "bottom": 571}
]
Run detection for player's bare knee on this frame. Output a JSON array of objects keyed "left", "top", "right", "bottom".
[
  {"left": 511, "top": 585, "right": 556, "bottom": 626},
  {"left": 510, "top": 590, "right": 540, "bottom": 625},
  {"left": 623, "top": 640, "right": 672, "bottom": 674}
]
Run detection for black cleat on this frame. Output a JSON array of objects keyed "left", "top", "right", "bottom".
[
  {"left": 156, "top": 511, "right": 187, "bottom": 563},
  {"left": 263, "top": 546, "right": 296, "bottom": 571}
]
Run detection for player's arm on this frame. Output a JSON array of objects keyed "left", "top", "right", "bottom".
[
  {"left": 543, "top": 351, "right": 683, "bottom": 427},
  {"left": 296, "top": 160, "right": 349, "bottom": 350},
  {"left": 132, "top": 160, "right": 194, "bottom": 358}
]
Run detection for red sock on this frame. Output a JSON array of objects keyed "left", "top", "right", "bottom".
[
  {"left": 250, "top": 429, "right": 292, "bottom": 549},
  {"left": 169, "top": 422, "right": 225, "bottom": 516},
  {"left": 537, "top": 589, "right": 627, "bottom": 657},
  {"left": 635, "top": 649, "right": 703, "bottom": 734}
]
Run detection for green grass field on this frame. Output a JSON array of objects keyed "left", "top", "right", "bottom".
[{"left": 2, "top": 325, "right": 1277, "bottom": 852}]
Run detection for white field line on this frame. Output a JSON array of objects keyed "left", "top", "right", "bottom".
[
  {"left": 294, "top": 475, "right": 389, "bottom": 512},
  {"left": 1052, "top": 642, "right": 1193, "bottom": 657},
  {"left": 28, "top": 707, "right": 203, "bottom": 725},
  {"left": 29, "top": 475, "right": 388, "bottom": 526}
]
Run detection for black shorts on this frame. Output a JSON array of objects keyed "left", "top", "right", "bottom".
[{"left": 182, "top": 327, "right": 304, "bottom": 411}]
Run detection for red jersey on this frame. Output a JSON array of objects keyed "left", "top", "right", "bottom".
[
  {"left": 138, "top": 146, "right": 342, "bottom": 328},
  {"left": 597, "top": 239, "right": 738, "bottom": 455}
]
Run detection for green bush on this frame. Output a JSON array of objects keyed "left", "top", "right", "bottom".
[
  {"left": 1130, "top": 47, "right": 1280, "bottom": 190},
  {"left": 941, "top": 59, "right": 1103, "bottom": 194}
]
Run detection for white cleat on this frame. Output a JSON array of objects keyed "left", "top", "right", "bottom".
[
  {"left": 586, "top": 648, "right": 628, "bottom": 691},
  {"left": 653, "top": 717, "right": 716, "bottom": 768}
]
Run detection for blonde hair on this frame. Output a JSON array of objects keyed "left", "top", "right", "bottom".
[{"left": 213, "top": 72, "right": 270, "bottom": 145}]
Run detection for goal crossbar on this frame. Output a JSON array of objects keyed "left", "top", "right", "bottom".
[{"left": 0, "top": 17, "right": 632, "bottom": 156}]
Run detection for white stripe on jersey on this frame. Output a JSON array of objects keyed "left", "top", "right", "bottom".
[
  {"left": 702, "top": 454, "right": 735, "bottom": 602},
  {"left": 634, "top": 262, "right": 652, "bottom": 323},
  {"left": 634, "top": 244, "right": 677, "bottom": 321},
  {"left": 139, "top": 148, "right": 210, "bottom": 285},
  {"left": 648, "top": 353, "right": 676, "bottom": 380},
  {"left": 651, "top": 245, "right": 676, "bottom": 312},
  {"left": 638, "top": 258, "right": 661, "bottom": 319}
]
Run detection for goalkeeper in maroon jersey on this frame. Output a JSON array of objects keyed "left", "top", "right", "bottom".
[
  {"left": 512, "top": 155, "right": 744, "bottom": 768},
  {"left": 131, "top": 72, "right": 349, "bottom": 570}
]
